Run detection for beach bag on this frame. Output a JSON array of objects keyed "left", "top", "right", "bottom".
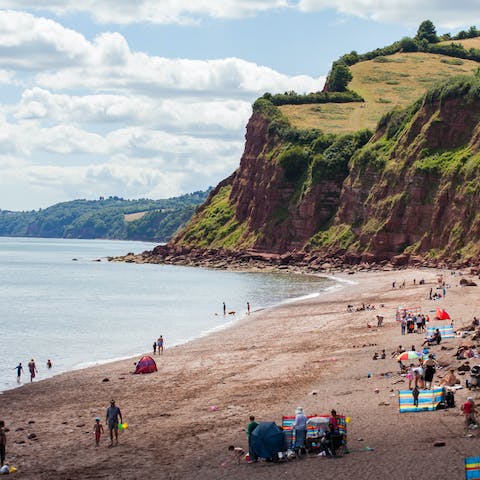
[{"left": 446, "top": 390, "right": 455, "bottom": 408}]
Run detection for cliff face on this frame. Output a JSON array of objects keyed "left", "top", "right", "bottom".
[
  {"left": 173, "top": 78, "right": 480, "bottom": 264},
  {"left": 335, "top": 95, "right": 480, "bottom": 261},
  {"left": 174, "top": 107, "right": 350, "bottom": 253}
]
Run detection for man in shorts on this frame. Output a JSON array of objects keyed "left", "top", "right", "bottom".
[{"left": 106, "top": 400, "right": 123, "bottom": 446}]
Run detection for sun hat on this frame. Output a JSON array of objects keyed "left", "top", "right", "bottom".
[{"left": 295, "top": 407, "right": 304, "bottom": 414}]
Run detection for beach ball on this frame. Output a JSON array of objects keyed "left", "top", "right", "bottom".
[
  {"left": 346, "top": 417, "right": 351, "bottom": 424},
  {"left": 119, "top": 422, "right": 128, "bottom": 431}
]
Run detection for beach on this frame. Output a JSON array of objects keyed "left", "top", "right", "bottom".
[{"left": 1, "top": 268, "right": 479, "bottom": 480}]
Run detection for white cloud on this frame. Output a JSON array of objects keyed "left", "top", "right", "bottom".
[
  {"left": 0, "top": 1, "right": 291, "bottom": 25},
  {"left": 298, "top": 0, "right": 480, "bottom": 29},
  {"left": 0, "top": 10, "right": 327, "bottom": 210}
]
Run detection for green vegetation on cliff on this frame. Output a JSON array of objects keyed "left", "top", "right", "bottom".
[{"left": 0, "top": 191, "right": 210, "bottom": 241}]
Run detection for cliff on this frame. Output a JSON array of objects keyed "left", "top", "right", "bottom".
[{"left": 171, "top": 76, "right": 480, "bottom": 266}]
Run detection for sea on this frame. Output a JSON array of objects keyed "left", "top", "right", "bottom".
[{"left": 0, "top": 237, "right": 340, "bottom": 392}]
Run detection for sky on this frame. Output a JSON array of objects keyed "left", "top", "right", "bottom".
[{"left": 0, "top": 1, "right": 479, "bottom": 211}]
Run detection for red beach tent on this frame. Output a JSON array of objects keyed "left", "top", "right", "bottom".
[
  {"left": 134, "top": 355, "right": 157, "bottom": 374},
  {"left": 435, "top": 308, "right": 451, "bottom": 320}
]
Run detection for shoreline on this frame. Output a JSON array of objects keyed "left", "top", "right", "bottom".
[
  {"left": 2, "top": 267, "right": 480, "bottom": 479},
  {"left": 0, "top": 270, "right": 342, "bottom": 395}
]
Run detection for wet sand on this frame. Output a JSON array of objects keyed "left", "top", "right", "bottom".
[{"left": 1, "top": 268, "right": 479, "bottom": 480}]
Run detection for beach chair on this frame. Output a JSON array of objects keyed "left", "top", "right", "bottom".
[{"left": 465, "top": 456, "right": 480, "bottom": 479}]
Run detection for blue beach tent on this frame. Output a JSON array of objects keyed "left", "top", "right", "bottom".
[{"left": 250, "top": 422, "right": 284, "bottom": 459}]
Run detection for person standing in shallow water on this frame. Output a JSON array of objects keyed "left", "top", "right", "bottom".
[
  {"left": 28, "top": 359, "right": 37, "bottom": 382},
  {"left": 153, "top": 340, "right": 157, "bottom": 355},
  {"left": 247, "top": 302, "right": 251, "bottom": 315},
  {"left": 157, "top": 336, "right": 164, "bottom": 355},
  {"left": 13, "top": 362, "right": 23, "bottom": 382},
  {"left": 223, "top": 302, "right": 226, "bottom": 315}
]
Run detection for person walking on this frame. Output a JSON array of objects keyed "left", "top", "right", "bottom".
[
  {"left": 27, "top": 359, "right": 37, "bottom": 382},
  {"left": 106, "top": 399, "right": 123, "bottom": 447},
  {"left": 13, "top": 363, "right": 23, "bottom": 383},
  {"left": 93, "top": 417, "right": 104, "bottom": 447},
  {"left": 246, "top": 415, "right": 259, "bottom": 463},
  {"left": 0, "top": 421, "right": 5, "bottom": 467},
  {"left": 157, "top": 336, "right": 164, "bottom": 355}
]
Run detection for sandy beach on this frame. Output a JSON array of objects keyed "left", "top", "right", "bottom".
[{"left": 1, "top": 268, "right": 480, "bottom": 480}]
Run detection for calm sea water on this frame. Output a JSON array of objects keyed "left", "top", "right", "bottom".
[{"left": 0, "top": 237, "right": 338, "bottom": 392}]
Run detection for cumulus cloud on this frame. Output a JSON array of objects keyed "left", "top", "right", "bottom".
[
  {"left": 298, "top": 0, "right": 480, "bottom": 29},
  {"left": 0, "top": 10, "right": 326, "bottom": 209},
  {"left": 0, "top": 0, "right": 291, "bottom": 25},
  {"left": 15, "top": 88, "right": 253, "bottom": 133}
]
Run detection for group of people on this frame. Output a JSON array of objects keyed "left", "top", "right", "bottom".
[
  {"left": 406, "top": 354, "right": 438, "bottom": 392},
  {"left": 153, "top": 336, "right": 164, "bottom": 355},
  {"left": 400, "top": 313, "right": 428, "bottom": 335},
  {"left": 244, "top": 407, "right": 344, "bottom": 464},
  {"left": 13, "top": 358, "right": 52, "bottom": 383},
  {"left": 0, "top": 398, "right": 124, "bottom": 468}
]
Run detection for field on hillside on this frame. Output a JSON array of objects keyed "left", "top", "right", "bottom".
[{"left": 280, "top": 52, "right": 479, "bottom": 134}]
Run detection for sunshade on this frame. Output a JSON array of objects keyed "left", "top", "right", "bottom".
[
  {"left": 250, "top": 422, "right": 284, "bottom": 459},
  {"left": 396, "top": 351, "right": 422, "bottom": 361},
  {"left": 435, "top": 308, "right": 451, "bottom": 320}
]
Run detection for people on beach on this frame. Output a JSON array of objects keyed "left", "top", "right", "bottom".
[
  {"left": 247, "top": 302, "right": 250, "bottom": 315},
  {"left": 246, "top": 415, "right": 258, "bottom": 463},
  {"left": 47, "top": 359, "right": 52, "bottom": 369},
  {"left": 106, "top": 399, "right": 123, "bottom": 447},
  {"left": 14, "top": 363, "right": 23, "bottom": 383},
  {"left": 424, "top": 354, "right": 437, "bottom": 389},
  {"left": 0, "top": 421, "right": 5, "bottom": 467},
  {"left": 153, "top": 340, "right": 157, "bottom": 355},
  {"left": 223, "top": 302, "right": 226, "bottom": 315},
  {"left": 412, "top": 386, "right": 420, "bottom": 406},
  {"left": 329, "top": 409, "right": 340, "bottom": 430},
  {"left": 407, "top": 364, "right": 415, "bottom": 389},
  {"left": 157, "top": 336, "right": 164, "bottom": 355},
  {"left": 222, "top": 445, "right": 245, "bottom": 465},
  {"left": 461, "top": 397, "right": 478, "bottom": 432},
  {"left": 293, "top": 406, "right": 307, "bottom": 452},
  {"left": 93, "top": 417, "right": 104, "bottom": 447},
  {"left": 28, "top": 359, "right": 37, "bottom": 382},
  {"left": 439, "top": 368, "right": 458, "bottom": 387}
]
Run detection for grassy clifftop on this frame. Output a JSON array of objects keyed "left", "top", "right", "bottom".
[{"left": 281, "top": 52, "right": 479, "bottom": 134}]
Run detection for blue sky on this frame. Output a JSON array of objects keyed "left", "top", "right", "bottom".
[{"left": 0, "top": 1, "right": 477, "bottom": 210}]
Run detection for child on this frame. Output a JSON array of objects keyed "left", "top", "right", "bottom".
[
  {"left": 412, "top": 386, "right": 420, "bottom": 407},
  {"left": 406, "top": 364, "right": 415, "bottom": 390},
  {"left": 221, "top": 445, "right": 245, "bottom": 466},
  {"left": 93, "top": 417, "right": 104, "bottom": 447}
]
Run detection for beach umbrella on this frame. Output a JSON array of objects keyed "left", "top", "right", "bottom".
[
  {"left": 250, "top": 422, "right": 284, "bottom": 459},
  {"left": 396, "top": 351, "right": 422, "bottom": 361},
  {"left": 435, "top": 308, "right": 451, "bottom": 320},
  {"left": 307, "top": 417, "right": 330, "bottom": 427}
]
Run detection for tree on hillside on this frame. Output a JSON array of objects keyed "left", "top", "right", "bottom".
[
  {"left": 416, "top": 20, "right": 439, "bottom": 43},
  {"left": 326, "top": 64, "right": 352, "bottom": 92},
  {"left": 400, "top": 37, "right": 418, "bottom": 52}
]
